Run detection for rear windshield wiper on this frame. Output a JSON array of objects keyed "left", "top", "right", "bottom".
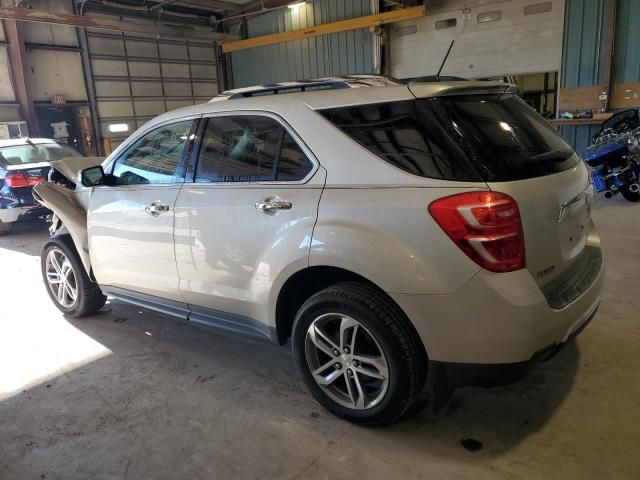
[{"left": 529, "top": 149, "right": 571, "bottom": 162}]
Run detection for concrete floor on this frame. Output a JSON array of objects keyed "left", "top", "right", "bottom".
[{"left": 0, "top": 196, "right": 639, "bottom": 480}]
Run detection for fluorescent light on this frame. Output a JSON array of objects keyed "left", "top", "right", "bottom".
[
  {"left": 288, "top": 1, "right": 306, "bottom": 9},
  {"left": 108, "top": 123, "right": 129, "bottom": 133}
]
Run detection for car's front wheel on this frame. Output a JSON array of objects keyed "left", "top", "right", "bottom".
[
  {"left": 41, "top": 235, "right": 106, "bottom": 317},
  {"left": 292, "top": 282, "right": 427, "bottom": 427}
]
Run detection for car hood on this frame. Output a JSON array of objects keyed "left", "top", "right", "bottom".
[{"left": 50, "top": 156, "right": 105, "bottom": 184}]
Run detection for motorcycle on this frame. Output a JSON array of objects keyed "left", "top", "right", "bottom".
[{"left": 585, "top": 108, "right": 640, "bottom": 202}]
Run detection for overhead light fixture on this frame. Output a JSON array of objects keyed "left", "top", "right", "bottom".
[
  {"left": 108, "top": 123, "right": 129, "bottom": 133},
  {"left": 288, "top": 1, "right": 306, "bottom": 9}
]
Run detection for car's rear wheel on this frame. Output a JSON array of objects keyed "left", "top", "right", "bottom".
[
  {"left": 0, "top": 220, "right": 13, "bottom": 236},
  {"left": 41, "top": 235, "right": 106, "bottom": 317},
  {"left": 292, "top": 281, "right": 426, "bottom": 427}
]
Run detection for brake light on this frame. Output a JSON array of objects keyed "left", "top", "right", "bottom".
[
  {"left": 428, "top": 191, "right": 525, "bottom": 273},
  {"left": 5, "top": 171, "right": 44, "bottom": 188}
]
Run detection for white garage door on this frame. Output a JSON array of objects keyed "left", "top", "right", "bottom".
[
  {"left": 390, "top": 0, "right": 565, "bottom": 79},
  {"left": 85, "top": 21, "right": 219, "bottom": 146}
]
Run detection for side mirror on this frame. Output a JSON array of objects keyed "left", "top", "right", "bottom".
[{"left": 80, "top": 165, "right": 105, "bottom": 187}]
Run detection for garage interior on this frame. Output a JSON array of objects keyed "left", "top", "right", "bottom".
[{"left": 0, "top": 0, "right": 639, "bottom": 479}]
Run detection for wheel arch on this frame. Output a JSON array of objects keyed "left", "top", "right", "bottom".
[
  {"left": 274, "top": 265, "right": 429, "bottom": 361},
  {"left": 33, "top": 182, "right": 91, "bottom": 276}
]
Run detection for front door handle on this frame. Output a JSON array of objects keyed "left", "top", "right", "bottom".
[
  {"left": 145, "top": 202, "right": 170, "bottom": 216},
  {"left": 255, "top": 197, "right": 293, "bottom": 215}
]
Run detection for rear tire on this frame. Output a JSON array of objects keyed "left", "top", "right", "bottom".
[
  {"left": 292, "top": 281, "right": 427, "bottom": 427},
  {"left": 0, "top": 220, "right": 13, "bottom": 236},
  {"left": 621, "top": 186, "right": 640, "bottom": 202},
  {"left": 41, "top": 235, "right": 106, "bottom": 317}
]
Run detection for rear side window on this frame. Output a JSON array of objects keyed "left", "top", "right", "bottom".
[
  {"left": 195, "top": 115, "right": 313, "bottom": 183},
  {"left": 277, "top": 132, "right": 313, "bottom": 181},
  {"left": 320, "top": 94, "right": 578, "bottom": 182},
  {"left": 319, "top": 100, "right": 481, "bottom": 181}
]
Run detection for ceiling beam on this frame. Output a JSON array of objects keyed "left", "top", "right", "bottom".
[
  {"left": 222, "top": 5, "right": 426, "bottom": 53},
  {"left": 0, "top": 7, "right": 240, "bottom": 42},
  {"left": 177, "top": 0, "right": 246, "bottom": 12}
]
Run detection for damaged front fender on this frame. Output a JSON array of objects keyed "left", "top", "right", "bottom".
[{"left": 32, "top": 182, "right": 91, "bottom": 276}]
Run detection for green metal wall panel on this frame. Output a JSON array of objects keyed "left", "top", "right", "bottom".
[
  {"left": 230, "top": 0, "right": 373, "bottom": 87},
  {"left": 560, "top": 0, "right": 640, "bottom": 154},
  {"left": 561, "top": 0, "right": 607, "bottom": 87},
  {"left": 559, "top": 124, "right": 600, "bottom": 155},
  {"left": 613, "top": 0, "right": 640, "bottom": 83}
]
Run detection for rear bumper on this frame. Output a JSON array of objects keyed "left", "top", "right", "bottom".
[
  {"left": 428, "top": 302, "right": 598, "bottom": 391},
  {"left": 0, "top": 204, "right": 49, "bottom": 223},
  {"left": 391, "top": 245, "right": 604, "bottom": 366}
]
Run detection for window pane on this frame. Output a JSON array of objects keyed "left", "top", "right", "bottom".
[
  {"left": 112, "top": 120, "right": 192, "bottom": 185},
  {"left": 0, "top": 143, "right": 81, "bottom": 165},
  {"left": 319, "top": 101, "right": 480, "bottom": 181},
  {"left": 277, "top": 132, "right": 312, "bottom": 181},
  {"left": 196, "top": 116, "right": 281, "bottom": 183},
  {"left": 425, "top": 95, "right": 578, "bottom": 181}
]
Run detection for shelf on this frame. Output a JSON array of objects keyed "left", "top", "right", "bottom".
[{"left": 548, "top": 113, "right": 612, "bottom": 127}]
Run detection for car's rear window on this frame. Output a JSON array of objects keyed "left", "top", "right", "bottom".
[
  {"left": 319, "top": 94, "right": 578, "bottom": 182},
  {"left": 0, "top": 143, "right": 81, "bottom": 165}
]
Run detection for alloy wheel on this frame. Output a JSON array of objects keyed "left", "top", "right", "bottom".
[
  {"left": 304, "top": 313, "right": 390, "bottom": 410},
  {"left": 45, "top": 248, "right": 78, "bottom": 309}
]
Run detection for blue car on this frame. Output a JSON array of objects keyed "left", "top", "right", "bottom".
[{"left": 0, "top": 138, "right": 84, "bottom": 235}]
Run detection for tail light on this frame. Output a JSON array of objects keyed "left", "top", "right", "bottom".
[
  {"left": 428, "top": 191, "right": 525, "bottom": 273},
  {"left": 5, "top": 171, "right": 44, "bottom": 188}
]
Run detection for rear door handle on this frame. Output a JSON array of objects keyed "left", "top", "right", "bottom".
[
  {"left": 145, "top": 202, "right": 170, "bottom": 216},
  {"left": 255, "top": 197, "right": 292, "bottom": 215}
]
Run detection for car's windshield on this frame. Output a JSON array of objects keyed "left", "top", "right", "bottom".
[{"left": 0, "top": 142, "right": 82, "bottom": 165}]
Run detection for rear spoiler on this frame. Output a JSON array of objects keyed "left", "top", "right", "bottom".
[{"left": 408, "top": 82, "right": 518, "bottom": 99}]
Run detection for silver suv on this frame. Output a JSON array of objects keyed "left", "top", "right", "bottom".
[{"left": 34, "top": 76, "right": 604, "bottom": 426}]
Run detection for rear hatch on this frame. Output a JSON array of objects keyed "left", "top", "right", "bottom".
[
  {"left": 408, "top": 86, "right": 594, "bottom": 290},
  {"left": 318, "top": 83, "right": 596, "bottom": 293}
]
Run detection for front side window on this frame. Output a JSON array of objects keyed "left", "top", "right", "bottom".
[
  {"left": 195, "top": 115, "right": 312, "bottom": 183},
  {"left": 111, "top": 120, "right": 193, "bottom": 185}
]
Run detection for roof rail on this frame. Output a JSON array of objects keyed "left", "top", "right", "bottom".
[{"left": 225, "top": 81, "right": 351, "bottom": 99}]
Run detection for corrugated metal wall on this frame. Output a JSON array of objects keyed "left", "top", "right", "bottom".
[
  {"left": 613, "top": 0, "right": 640, "bottom": 83},
  {"left": 560, "top": 0, "right": 606, "bottom": 88},
  {"left": 559, "top": 0, "right": 610, "bottom": 155},
  {"left": 230, "top": 0, "right": 373, "bottom": 87},
  {"left": 560, "top": 0, "right": 640, "bottom": 155}
]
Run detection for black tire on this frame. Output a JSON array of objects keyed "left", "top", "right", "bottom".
[
  {"left": 41, "top": 235, "right": 106, "bottom": 317},
  {"left": 292, "top": 281, "right": 427, "bottom": 427},
  {"left": 0, "top": 220, "right": 13, "bottom": 236},
  {"left": 621, "top": 186, "right": 640, "bottom": 202}
]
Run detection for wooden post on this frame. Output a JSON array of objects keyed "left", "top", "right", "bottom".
[
  {"left": 103, "top": 138, "right": 113, "bottom": 156},
  {"left": 3, "top": 19, "right": 39, "bottom": 137}
]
